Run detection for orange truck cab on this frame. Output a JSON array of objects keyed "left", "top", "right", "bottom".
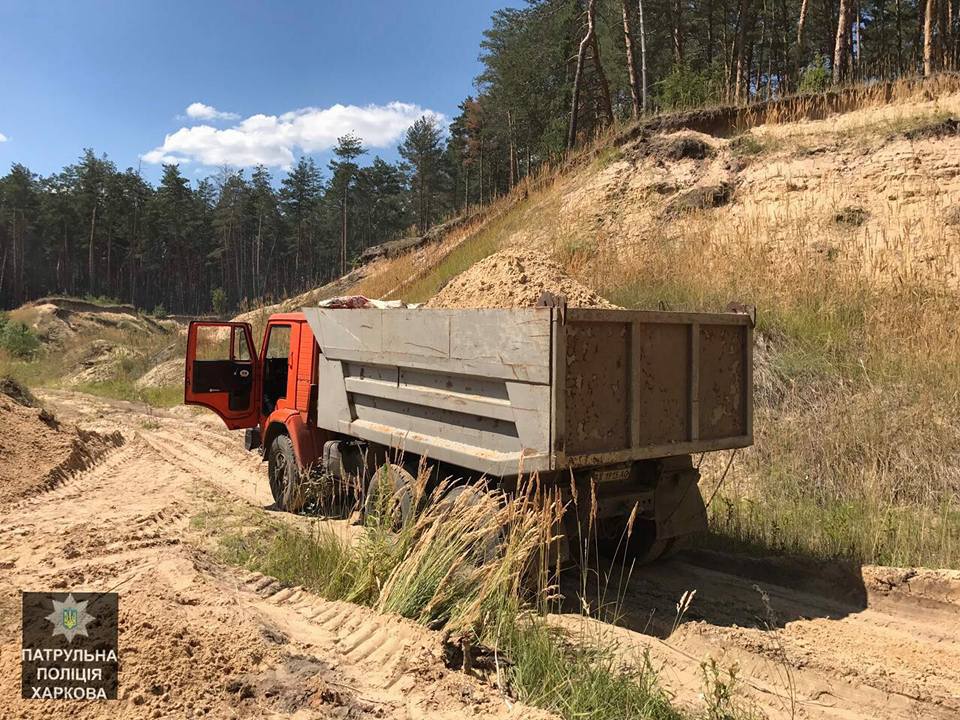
[{"left": 184, "top": 315, "right": 333, "bottom": 509}]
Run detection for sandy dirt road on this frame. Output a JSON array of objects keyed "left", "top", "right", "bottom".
[
  {"left": 0, "top": 391, "right": 544, "bottom": 720},
  {"left": 1, "top": 390, "right": 958, "bottom": 719}
]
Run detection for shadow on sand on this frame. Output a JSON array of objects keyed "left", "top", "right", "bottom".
[{"left": 559, "top": 545, "right": 869, "bottom": 639}]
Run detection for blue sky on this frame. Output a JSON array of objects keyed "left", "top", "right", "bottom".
[{"left": 0, "top": 0, "right": 516, "bottom": 184}]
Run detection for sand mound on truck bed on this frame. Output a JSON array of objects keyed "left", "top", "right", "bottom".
[
  {"left": 426, "top": 249, "right": 617, "bottom": 309},
  {"left": 0, "top": 379, "right": 123, "bottom": 506}
]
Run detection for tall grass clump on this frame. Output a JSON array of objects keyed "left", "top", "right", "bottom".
[{"left": 198, "top": 467, "right": 706, "bottom": 720}]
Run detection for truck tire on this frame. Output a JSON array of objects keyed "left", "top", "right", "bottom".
[
  {"left": 633, "top": 538, "right": 676, "bottom": 564},
  {"left": 597, "top": 519, "right": 681, "bottom": 564},
  {"left": 363, "top": 463, "right": 417, "bottom": 528},
  {"left": 268, "top": 435, "right": 305, "bottom": 513},
  {"left": 439, "top": 485, "right": 502, "bottom": 562}
]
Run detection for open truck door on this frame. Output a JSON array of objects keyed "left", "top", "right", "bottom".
[{"left": 184, "top": 321, "right": 260, "bottom": 429}]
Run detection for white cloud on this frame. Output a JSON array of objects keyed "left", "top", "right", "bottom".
[
  {"left": 0, "top": 133, "right": 8, "bottom": 143},
  {"left": 144, "top": 101, "right": 443, "bottom": 168},
  {"left": 140, "top": 150, "right": 190, "bottom": 165},
  {"left": 184, "top": 102, "right": 240, "bottom": 122}
]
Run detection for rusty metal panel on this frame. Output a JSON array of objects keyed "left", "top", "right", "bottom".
[
  {"left": 698, "top": 324, "right": 748, "bottom": 440},
  {"left": 563, "top": 321, "right": 630, "bottom": 455},
  {"left": 294, "top": 323, "right": 315, "bottom": 410},
  {"left": 632, "top": 323, "right": 690, "bottom": 446}
]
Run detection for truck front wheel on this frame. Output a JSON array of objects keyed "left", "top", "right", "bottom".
[{"left": 268, "top": 435, "right": 305, "bottom": 513}]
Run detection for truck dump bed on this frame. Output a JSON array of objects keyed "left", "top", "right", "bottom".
[{"left": 303, "top": 307, "right": 752, "bottom": 476}]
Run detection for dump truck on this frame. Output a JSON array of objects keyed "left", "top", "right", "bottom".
[{"left": 184, "top": 301, "right": 753, "bottom": 561}]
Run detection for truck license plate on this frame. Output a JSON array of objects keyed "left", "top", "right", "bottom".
[{"left": 593, "top": 466, "right": 631, "bottom": 483}]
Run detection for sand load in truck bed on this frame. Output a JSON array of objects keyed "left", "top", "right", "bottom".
[{"left": 303, "top": 306, "right": 752, "bottom": 476}]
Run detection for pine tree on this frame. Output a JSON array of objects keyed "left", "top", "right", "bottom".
[
  {"left": 399, "top": 117, "right": 446, "bottom": 234},
  {"left": 279, "top": 157, "right": 322, "bottom": 289},
  {"left": 328, "top": 134, "right": 366, "bottom": 275}
]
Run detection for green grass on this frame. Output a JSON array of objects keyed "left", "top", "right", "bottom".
[
  {"left": 80, "top": 294, "right": 126, "bottom": 307},
  {"left": 601, "top": 262, "right": 960, "bottom": 569},
  {"left": 707, "top": 490, "right": 960, "bottom": 568},
  {"left": 592, "top": 146, "right": 624, "bottom": 169},
  {"left": 73, "top": 379, "right": 182, "bottom": 408},
  {"left": 192, "top": 484, "right": 708, "bottom": 720},
  {"left": 728, "top": 134, "right": 768, "bottom": 157},
  {"left": 503, "top": 615, "right": 681, "bottom": 720},
  {"left": 394, "top": 199, "right": 542, "bottom": 303}
]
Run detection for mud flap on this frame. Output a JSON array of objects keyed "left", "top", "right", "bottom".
[{"left": 654, "top": 461, "right": 707, "bottom": 540}]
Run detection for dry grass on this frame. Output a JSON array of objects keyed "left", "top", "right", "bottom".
[
  {"left": 595, "top": 210, "right": 960, "bottom": 567},
  {"left": 347, "top": 82, "right": 960, "bottom": 569},
  {"left": 194, "top": 470, "right": 696, "bottom": 720}
]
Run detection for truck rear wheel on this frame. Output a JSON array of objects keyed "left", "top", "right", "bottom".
[
  {"left": 439, "top": 484, "right": 503, "bottom": 562},
  {"left": 595, "top": 518, "right": 683, "bottom": 565},
  {"left": 268, "top": 435, "right": 305, "bottom": 513},
  {"left": 363, "top": 463, "right": 417, "bottom": 528}
]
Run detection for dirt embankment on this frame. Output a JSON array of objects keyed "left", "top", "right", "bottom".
[
  {"left": 426, "top": 249, "right": 616, "bottom": 309},
  {"left": 9, "top": 297, "right": 182, "bottom": 390},
  {"left": 0, "top": 380, "right": 122, "bottom": 506},
  {"left": 0, "top": 390, "right": 548, "bottom": 720},
  {"left": 11, "top": 297, "right": 176, "bottom": 351}
]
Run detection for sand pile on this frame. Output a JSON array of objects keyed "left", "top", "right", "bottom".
[
  {"left": 426, "top": 249, "right": 617, "bottom": 309},
  {"left": 11, "top": 297, "right": 174, "bottom": 350},
  {"left": 66, "top": 339, "right": 145, "bottom": 386},
  {"left": 135, "top": 358, "right": 184, "bottom": 390},
  {"left": 0, "top": 380, "right": 122, "bottom": 505}
]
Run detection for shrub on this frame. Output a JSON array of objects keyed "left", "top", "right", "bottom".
[
  {"left": 211, "top": 287, "right": 228, "bottom": 316},
  {"left": 200, "top": 472, "right": 690, "bottom": 720},
  {"left": 799, "top": 54, "right": 831, "bottom": 94},
  {"left": 659, "top": 62, "right": 724, "bottom": 111},
  {"left": 0, "top": 314, "right": 40, "bottom": 358}
]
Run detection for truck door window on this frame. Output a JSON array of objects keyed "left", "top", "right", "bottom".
[
  {"left": 232, "top": 328, "right": 251, "bottom": 361},
  {"left": 191, "top": 325, "right": 255, "bottom": 411},
  {"left": 262, "top": 324, "right": 291, "bottom": 414}
]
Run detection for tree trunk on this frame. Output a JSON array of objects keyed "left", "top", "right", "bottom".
[
  {"left": 734, "top": 0, "right": 752, "bottom": 100},
  {"left": 621, "top": 0, "right": 642, "bottom": 118},
  {"left": 87, "top": 203, "right": 97, "bottom": 294},
  {"left": 707, "top": 0, "right": 715, "bottom": 62},
  {"left": 950, "top": 0, "right": 957, "bottom": 70},
  {"left": 567, "top": 0, "right": 596, "bottom": 148},
  {"left": 340, "top": 194, "right": 348, "bottom": 275},
  {"left": 638, "top": 0, "right": 649, "bottom": 111},
  {"left": 854, "top": 0, "right": 862, "bottom": 77},
  {"left": 590, "top": 28, "right": 615, "bottom": 125},
  {"left": 797, "top": 0, "right": 810, "bottom": 49},
  {"left": 479, "top": 141, "right": 484, "bottom": 204},
  {"left": 896, "top": 0, "right": 904, "bottom": 74},
  {"left": 924, "top": 0, "right": 936, "bottom": 75},
  {"left": 834, "top": 0, "right": 851, "bottom": 83},
  {"left": 756, "top": 0, "right": 767, "bottom": 98},
  {"left": 507, "top": 110, "right": 517, "bottom": 186},
  {"left": 672, "top": 0, "right": 684, "bottom": 63},
  {"left": 939, "top": 0, "right": 951, "bottom": 70}
]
